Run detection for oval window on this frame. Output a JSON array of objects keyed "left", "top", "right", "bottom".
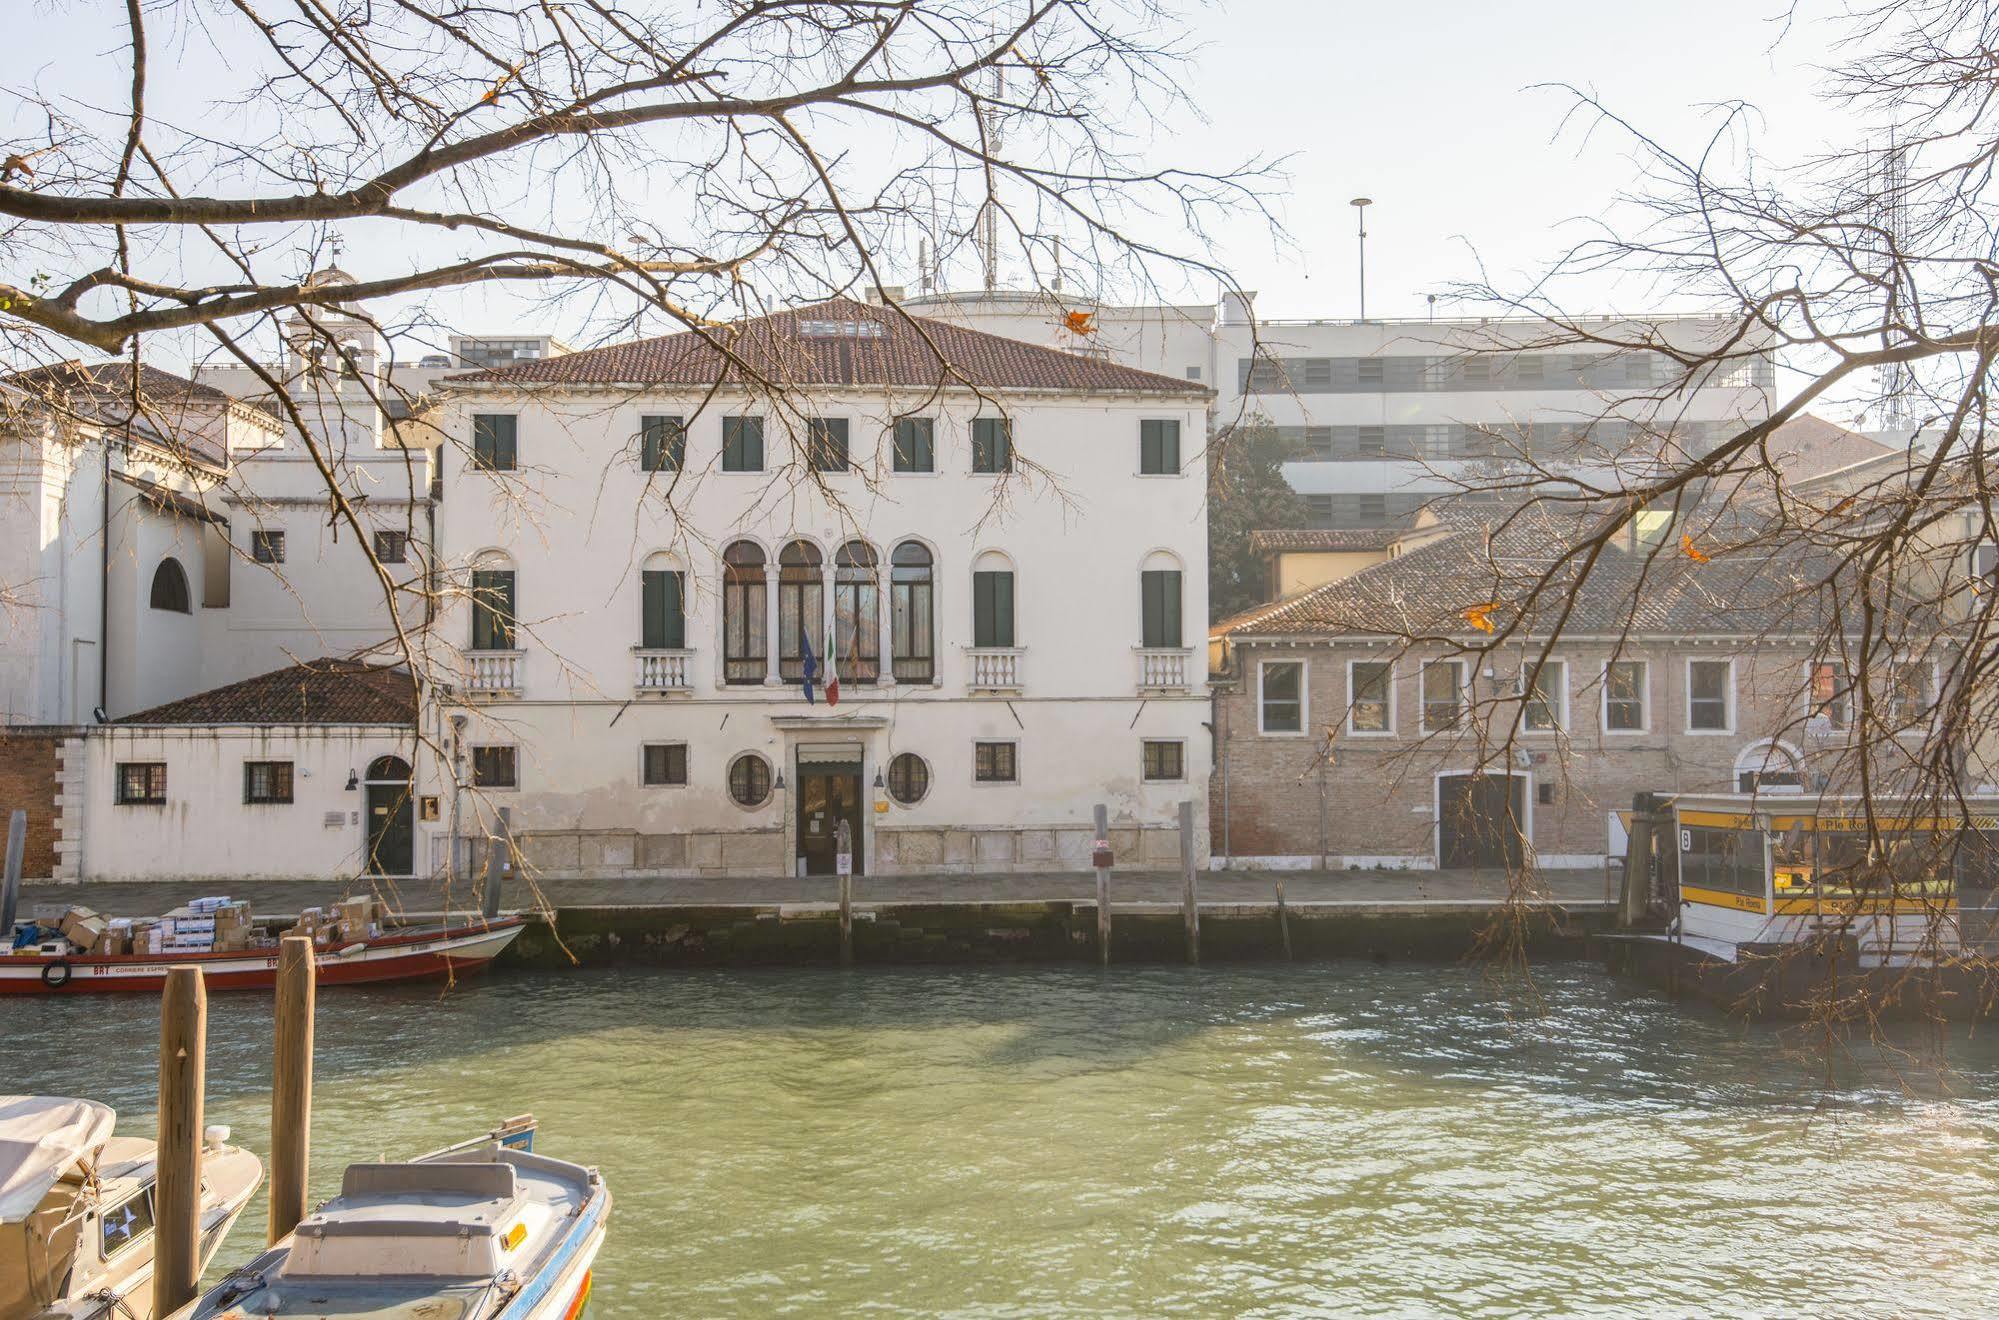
[
  {"left": 728, "top": 753, "right": 772, "bottom": 808},
  {"left": 886, "top": 752, "right": 929, "bottom": 805}
]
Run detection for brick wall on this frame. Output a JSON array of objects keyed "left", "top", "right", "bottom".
[
  {"left": 0, "top": 729, "right": 66, "bottom": 879},
  {"left": 1213, "top": 639, "right": 1856, "bottom": 867}
]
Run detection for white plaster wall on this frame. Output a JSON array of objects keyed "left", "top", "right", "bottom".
[
  {"left": 78, "top": 725, "right": 434, "bottom": 882},
  {"left": 0, "top": 421, "right": 102, "bottom": 725}
]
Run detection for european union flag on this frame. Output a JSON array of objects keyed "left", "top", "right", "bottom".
[{"left": 799, "top": 629, "right": 819, "bottom": 704}]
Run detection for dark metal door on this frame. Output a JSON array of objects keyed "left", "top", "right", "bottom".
[
  {"left": 797, "top": 763, "right": 863, "bottom": 876},
  {"left": 366, "top": 775, "right": 414, "bottom": 876},
  {"left": 1438, "top": 774, "right": 1526, "bottom": 869}
]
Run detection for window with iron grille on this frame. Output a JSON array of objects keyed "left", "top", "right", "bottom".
[
  {"left": 472, "top": 414, "right": 518, "bottom": 471},
  {"left": 243, "top": 760, "right": 294, "bottom": 804},
  {"left": 887, "top": 752, "right": 930, "bottom": 804},
  {"left": 1141, "top": 740, "right": 1184, "bottom": 782},
  {"left": 471, "top": 745, "right": 518, "bottom": 788},
  {"left": 642, "top": 743, "right": 687, "bottom": 786},
  {"left": 974, "top": 741, "right": 1018, "bottom": 783},
  {"left": 1140, "top": 419, "right": 1181, "bottom": 474},
  {"left": 116, "top": 762, "right": 167, "bottom": 805},
  {"left": 251, "top": 529, "right": 285, "bottom": 563},
  {"left": 722, "top": 416, "right": 764, "bottom": 471},
  {"left": 640, "top": 415, "right": 686, "bottom": 472},
  {"left": 893, "top": 418, "right": 935, "bottom": 473},
  {"left": 373, "top": 529, "right": 409, "bottom": 564},
  {"left": 971, "top": 418, "right": 1012, "bottom": 473},
  {"left": 728, "top": 753, "right": 771, "bottom": 806}
]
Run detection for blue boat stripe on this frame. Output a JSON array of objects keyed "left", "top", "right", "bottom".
[{"left": 496, "top": 1189, "right": 608, "bottom": 1319}]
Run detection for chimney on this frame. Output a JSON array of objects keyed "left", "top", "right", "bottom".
[
  {"left": 866, "top": 285, "right": 907, "bottom": 306},
  {"left": 1219, "top": 289, "right": 1258, "bottom": 327}
]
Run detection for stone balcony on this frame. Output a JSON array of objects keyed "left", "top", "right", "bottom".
[
  {"left": 1136, "top": 647, "right": 1196, "bottom": 693},
  {"left": 634, "top": 648, "right": 694, "bottom": 693},
  {"left": 966, "top": 648, "right": 1023, "bottom": 694},
  {"left": 466, "top": 650, "right": 524, "bottom": 695}
]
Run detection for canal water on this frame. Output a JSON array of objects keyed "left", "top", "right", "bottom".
[{"left": 6, "top": 962, "right": 1996, "bottom": 1316}]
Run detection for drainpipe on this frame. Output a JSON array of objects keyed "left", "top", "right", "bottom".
[
  {"left": 98, "top": 438, "right": 110, "bottom": 717},
  {"left": 447, "top": 713, "right": 466, "bottom": 889}
]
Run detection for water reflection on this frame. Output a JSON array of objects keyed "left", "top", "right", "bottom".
[{"left": 4, "top": 963, "right": 1995, "bottom": 1316}]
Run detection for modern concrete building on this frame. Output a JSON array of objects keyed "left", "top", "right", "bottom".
[{"left": 906, "top": 289, "right": 1778, "bottom": 528}]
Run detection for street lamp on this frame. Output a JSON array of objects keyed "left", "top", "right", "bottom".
[{"left": 1350, "top": 197, "right": 1373, "bottom": 322}]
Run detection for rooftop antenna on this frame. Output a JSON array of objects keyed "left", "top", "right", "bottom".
[
  {"left": 918, "top": 237, "right": 935, "bottom": 294},
  {"left": 975, "top": 70, "right": 1005, "bottom": 293},
  {"left": 1871, "top": 132, "right": 1915, "bottom": 432},
  {"left": 1350, "top": 197, "right": 1373, "bottom": 322}
]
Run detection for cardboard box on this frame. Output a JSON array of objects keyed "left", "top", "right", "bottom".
[{"left": 62, "top": 915, "right": 109, "bottom": 952}]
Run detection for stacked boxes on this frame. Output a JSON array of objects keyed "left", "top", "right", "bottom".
[
  {"left": 58, "top": 907, "right": 109, "bottom": 953},
  {"left": 213, "top": 901, "right": 255, "bottom": 952}
]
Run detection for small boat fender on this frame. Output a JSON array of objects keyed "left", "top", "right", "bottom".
[{"left": 40, "top": 959, "right": 72, "bottom": 988}]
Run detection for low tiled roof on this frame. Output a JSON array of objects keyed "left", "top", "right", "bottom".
[
  {"left": 1224, "top": 505, "right": 1837, "bottom": 641},
  {"left": 1248, "top": 527, "right": 1403, "bottom": 554},
  {"left": 1769, "top": 414, "right": 1899, "bottom": 483},
  {"left": 116, "top": 659, "right": 415, "bottom": 726},
  {"left": 448, "top": 298, "right": 1210, "bottom": 396},
  {"left": 4, "top": 361, "right": 239, "bottom": 467}
]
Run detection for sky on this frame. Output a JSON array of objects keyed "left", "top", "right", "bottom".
[{"left": 8, "top": 0, "right": 1867, "bottom": 350}]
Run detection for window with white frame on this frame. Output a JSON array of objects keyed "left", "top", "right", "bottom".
[
  {"left": 1603, "top": 660, "right": 1648, "bottom": 732},
  {"left": 1259, "top": 660, "right": 1304, "bottom": 734},
  {"left": 1687, "top": 659, "right": 1733, "bottom": 732},
  {"left": 1348, "top": 660, "right": 1393, "bottom": 734},
  {"left": 1422, "top": 660, "right": 1465, "bottom": 731},
  {"left": 1808, "top": 660, "right": 1850, "bottom": 730},
  {"left": 1519, "top": 659, "right": 1567, "bottom": 733},
  {"left": 1885, "top": 660, "right": 1937, "bottom": 726}
]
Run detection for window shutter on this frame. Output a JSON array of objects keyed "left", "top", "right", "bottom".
[
  {"left": 974, "top": 570, "right": 1014, "bottom": 647},
  {"left": 1141, "top": 570, "right": 1182, "bottom": 647},
  {"left": 641, "top": 570, "right": 666, "bottom": 648}
]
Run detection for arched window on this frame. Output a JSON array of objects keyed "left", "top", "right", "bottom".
[
  {"left": 149, "top": 558, "right": 191, "bottom": 613},
  {"left": 366, "top": 755, "right": 412, "bottom": 782},
  {"left": 1734, "top": 739, "right": 1804, "bottom": 794},
  {"left": 728, "top": 752, "right": 772, "bottom": 807},
  {"left": 640, "top": 551, "right": 685, "bottom": 650},
  {"left": 722, "top": 542, "right": 767, "bottom": 684},
  {"left": 778, "top": 540, "right": 824, "bottom": 684},
  {"left": 1140, "top": 551, "right": 1183, "bottom": 648},
  {"left": 971, "top": 550, "right": 1014, "bottom": 648},
  {"left": 469, "top": 555, "right": 517, "bottom": 651},
  {"left": 891, "top": 541, "right": 935, "bottom": 683},
  {"left": 886, "top": 752, "right": 930, "bottom": 805},
  {"left": 834, "top": 541, "right": 880, "bottom": 683}
]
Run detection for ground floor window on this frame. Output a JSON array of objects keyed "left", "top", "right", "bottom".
[
  {"left": 887, "top": 752, "right": 930, "bottom": 804},
  {"left": 116, "top": 762, "right": 167, "bottom": 805},
  {"left": 974, "top": 741, "right": 1018, "bottom": 784},
  {"left": 243, "top": 760, "right": 294, "bottom": 804},
  {"left": 729, "top": 753, "right": 772, "bottom": 807},
  {"left": 642, "top": 743, "right": 687, "bottom": 787},
  {"left": 471, "top": 745, "right": 518, "bottom": 788},
  {"left": 1141, "top": 739, "right": 1185, "bottom": 782}
]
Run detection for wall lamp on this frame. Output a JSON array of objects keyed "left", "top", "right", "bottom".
[{"left": 344, "top": 770, "right": 359, "bottom": 791}]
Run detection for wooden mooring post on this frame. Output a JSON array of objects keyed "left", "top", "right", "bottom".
[
  {"left": 483, "top": 806, "right": 511, "bottom": 919},
  {"left": 1275, "top": 878, "right": 1293, "bottom": 961},
  {"left": 1092, "top": 803, "right": 1112, "bottom": 966},
  {"left": 154, "top": 966, "right": 207, "bottom": 1316},
  {"left": 1179, "top": 800, "right": 1200, "bottom": 965},
  {"left": 270, "top": 934, "right": 317, "bottom": 1243},
  {"left": 837, "top": 818, "right": 854, "bottom": 966}
]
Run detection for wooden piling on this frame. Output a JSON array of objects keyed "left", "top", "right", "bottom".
[
  {"left": 1179, "top": 800, "right": 1199, "bottom": 965},
  {"left": 483, "top": 806, "right": 511, "bottom": 919},
  {"left": 1093, "top": 803, "right": 1111, "bottom": 966},
  {"left": 154, "top": 966, "right": 206, "bottom": 1317},
  {"left": 838, "top": 870, "right": 854, "bottom": 966},
  {"left": 1275, "top": 878, "right": 1293, "bottom": 961},
  {"left": 269, "top": 934, "right": 316, "bottom": 1244}
]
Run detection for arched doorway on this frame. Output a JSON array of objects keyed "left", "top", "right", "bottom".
[
  {"left": 364, "top": 754, "right": 414, "bottom": 876},
  {"left": 1734, "top": 739, "right": 1805, "bottom": 793}
]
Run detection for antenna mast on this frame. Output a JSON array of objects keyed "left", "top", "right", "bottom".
[
  {"left": 1872, "top": 132, "right": 1915, "bottom": 433},
  {"left": 975, "top": 69, "right": 1005, "bottom": 293}
]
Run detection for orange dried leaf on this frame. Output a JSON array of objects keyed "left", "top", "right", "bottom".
[
  {"left": 1462, "top": 602, "right": 1498, "bottom": 634},
  {"left": 1063, "top": 310, "right": 1096, "bottom": 335},
  {"left": 1681, "top": 533, "right": 1710, "bottom": 563}
]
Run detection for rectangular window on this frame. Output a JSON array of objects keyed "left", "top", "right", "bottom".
[
  {"left": 471, "top": 746, "right": 518, "bottom": 789},
  {"left": 1140, "top": 570, "right": 1183, "bottom": 648},
  {"left": 1810, "top": 661, "right": 1850, "bottom": 730},
  {"left": 642, "top": 743, "right": 688, "bottom": 787},
  {"left": 640, "top": 415, "right": 686, "bottom": 472},
  {"left": 1140, "top": 419, "right": 1182, "bottom": 474},
  {"left": 1887, "top": 662, "right": 1936, "bottom": 724},
  {"left": 971, "top": 418, "right": 1013, "bottom": 474},
  {"left": 250, "top": 529, "right": 285, "bottom": 564},
  {"left": 722, "top": 416, "right": 764, "bottom": 472},
  {"left": 894, "top": 417, "right": 935, "bottom": 473},
  {"left": 99, "top": 1187, "right": 155, "bottom": 1258},
  {"left": 243, "top": 760, "right": 294, "bottom": 805},
  {"left": 1349, "top": 660, "right": 1393, "bottom": 734},
  {"left": 1604, "top": 660, "right": 1648, "bottom": 732},
  {"left": 972, "top": 570, "right": 1015, "bottom": 648},
  {"left": 807, "top": 418, "right": 850, "bottom": 471},
  {"left": 115, "top": 762, "right": 167, "bottom": 805},
  {"left": 1521, "top": 660, "right": 1567, "bottom": 732},
  {"left": 472, "top": 413, "right": 518, "bottom": 471},
  {"left": 469, "top": 569, "right": 517, "bottom": 651},
  {"left": 640, "top": 569, "right": 685, "bottom": 649},
  {"left": 372, "top": 529, "right": 409, "bottom": 564},
  {"left": 1422, "top": 661, "right": 1465, "bottom": 731},
  {"left": 1688, "top": 659, "right": 1733, "bottom": 732},
  {"left": 974, "top": 740, "right": 1018, "bottom": 783},
  {"left": 1259, "top": 660, "right": 1304, "bottom": 734},
  {"left": 1973, "top": 544, "right": 1997, "bottom": 583},
  {"left": 1142, "top": 739, "right": 1185, "bottom": 782}
]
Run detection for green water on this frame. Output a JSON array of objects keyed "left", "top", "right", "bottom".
[{"left": 5, "top": 963, "right": 1996, "bottom": 1317}]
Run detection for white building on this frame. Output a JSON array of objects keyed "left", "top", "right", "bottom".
[
  {"left": 427, "top": 297, "right": 1213, "bottom": 879},
  {"left": 905, "top": 289, "right": 1777, "bottom": 528}
]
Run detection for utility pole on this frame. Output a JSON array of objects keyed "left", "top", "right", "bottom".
[{"left": 1350, "top": 197, "right": 1373, "bottom": 322}]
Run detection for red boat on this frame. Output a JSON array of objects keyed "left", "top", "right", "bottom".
[{"left": 0, "top": 916, "right": 527, "bottom": 994}]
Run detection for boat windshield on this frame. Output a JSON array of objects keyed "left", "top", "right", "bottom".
[{"left": 1773, "top": 827, "right": 1961, "bottom": 901}]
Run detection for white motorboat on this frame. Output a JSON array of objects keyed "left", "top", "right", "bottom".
[
  {"left": 179, "top": 1117, "right": 608, "bottom": 1320},
  {"left": 0, "top": 1095, "right": 263, "bottom": 1320}
]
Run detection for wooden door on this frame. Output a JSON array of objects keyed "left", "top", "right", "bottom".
[{"left": 1438, "top": 774, "right": 1526, "bottom": 869}]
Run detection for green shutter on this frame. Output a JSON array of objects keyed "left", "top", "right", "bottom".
[
  {"left": 640, "top": 416, "right": 683, "bottom": 472},
  {"left": 974, "top": 571, "right": 1014, "bottom": 647},
  {"left": 1140, "top": 419, "right": 1180, "bottom": 474},
  {"left": 973, "top": 419, "right": 1011, "bottom": 473},
  {"left": 471, "top": 569, "right": 516, "bottom": 650},
  {"left": 641, "top": 570, "right": 685, "bottom": 649},
  {"left": 723, "top": 417, "right": 763, "bottom": 471},
  {"left": 1141, "top": 570, "right": 1181, "bottom": 647}
]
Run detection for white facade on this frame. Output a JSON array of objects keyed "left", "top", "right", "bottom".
[
  {"left": 434, "top": 363, "right": 1212, "bottom": 877},
  {"left": 906, "top": 290, "right": 1776, "bottom": 528}
]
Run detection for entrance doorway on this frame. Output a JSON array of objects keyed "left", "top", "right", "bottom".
[
  {"left": 365, "top": 754, "right": 415, "bottom": 876},
  {"left": 1437, "top": 773, "right": 1527, "bottom": 869},
  {"left": 796, "top": 755, "right": 864, "bottom": 876}
]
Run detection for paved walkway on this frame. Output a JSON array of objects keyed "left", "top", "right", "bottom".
[{"left": 18, "top": 867, "right": 1614, "bottom": 919}]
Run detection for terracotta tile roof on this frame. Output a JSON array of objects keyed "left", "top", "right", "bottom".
[
  {"left": 116, "top": 659, "right": 415, "bottom": 725},
  {"left": 448, "top": 298, "right": 1211, "bottom": 396},
  {"left": 1222, "top": 505, "right": 1841, "bottom": 641},
  {"left": 3, "top": 361, "right": 241, "bottom": 468},
  {"left": 1248, "top": 527, "right": 1403, "bottom": 554},
  {"left": 1769, "top": 414, "right": 1900, "bottom": 483}
]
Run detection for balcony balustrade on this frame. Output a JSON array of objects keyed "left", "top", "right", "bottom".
[
  {"left": 466, "top": 650, "right": 523, "bottom": 694},
  {"left": 634, "top": 648, "right": 694, "bottom": 692},
  {"left": 967, "top": 648, "right": 1023, "bottom": 693}
]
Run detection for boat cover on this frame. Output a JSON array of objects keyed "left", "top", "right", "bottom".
[{"left": 0, "top": 1096, "right": 115, "bottom": 1223}]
